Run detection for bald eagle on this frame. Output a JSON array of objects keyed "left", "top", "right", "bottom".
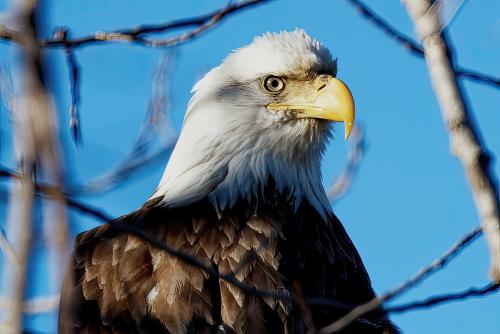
[{"left": 59, "top": 30, "right": 399, "bottom": 334}]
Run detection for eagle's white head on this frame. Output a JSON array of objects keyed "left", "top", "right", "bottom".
[{"left": 153, "top": 30, "right": 355, "bottom": 220}]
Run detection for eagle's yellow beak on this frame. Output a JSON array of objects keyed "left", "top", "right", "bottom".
[{"left": 267, "top": 76, "right": 355, "bottom": 140}]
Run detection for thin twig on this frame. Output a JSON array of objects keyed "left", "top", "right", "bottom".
[
  {"left": 54, "top": 28, "right": 82, "bottom": 145},
  {"left": 0, "top": 0, "right": 272, "bottom": 49},
  {"left": 386, "top": 282, "right": 500, "bottom": 314},
  {"left": 0, "top": 225, "right": 20, "bottom": 271},
  {"left": 404, "top": 0, "right": 500, "bottom": 280},
  {"left": 319, "top": 226, "right": 483, "bottom": 333},
  {"left": 327, "top": 125, "right": 365, "bottom": 202},
  {"left": 343, "top": 0, "right": 500, "bottom": 88}
]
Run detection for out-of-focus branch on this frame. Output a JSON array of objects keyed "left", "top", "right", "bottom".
[
  {"left": 0, "top": 294, "right": 59, "bottom": 314},
  {"left": 3, "top": 3, "right": 38, "bottom": 332},
  {"left": 386, "top": 282, "right": 500, "bottom": 314},
  {"left": 404, "top": 0, "right": 500, "bottom": 281},
  {"left": 0, "top": 225, "right": 20, "bottom": 271},
  {"left": 0, "top": 0, "right": 272, "bottom": 49},
  {"left": 327, "top": 125, "right": 365, "bottom": 202},
  {"left": 319, "top": 226, "right": 483, "bottom": 333},
  {"left": 343, "top": 0, "right": 500, "bottom": 88},
  {"left": 67, "top": 51, "right": 177, "bottom": 194},
  {"left": 2, "top": 1, "right": 67, "bottom": 332},
  {"left": 0, "top": 23, "right": 21, "bottom": 44}
]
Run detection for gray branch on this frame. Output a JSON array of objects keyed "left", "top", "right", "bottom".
[
  {"left": 403, "top": 0, "right": 500, "bottom": 281},
  {"left": 1, "top": 1, "right": 67, "bottom": 332}
]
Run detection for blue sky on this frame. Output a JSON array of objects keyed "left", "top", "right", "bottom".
[{"left": 0, "top": 0, "right": 499, "bottom": 333}]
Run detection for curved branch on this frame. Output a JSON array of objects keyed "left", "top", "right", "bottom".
[{"left": 41, "top": 0, "right": 272, "bottom": 48}]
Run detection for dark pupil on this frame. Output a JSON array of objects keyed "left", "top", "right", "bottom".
[{"left": 271, "top": 79, "right": 279, "bottom": 88}]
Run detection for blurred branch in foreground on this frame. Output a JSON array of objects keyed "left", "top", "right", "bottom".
[
  {"left": 404, "top": 0, "right": 500, "bottom": 281},
  {"left": 344, "top": 0, "right": 500, "bottom": 88},
  {"left": 0, "top": 225, "right": 19, "bottom": 271},
  {"left": 1, "top": 1, "right": 67, "bottom": 332}
]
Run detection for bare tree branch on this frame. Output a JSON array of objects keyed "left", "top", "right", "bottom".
[
  {"left": 319, "top": 226, "right": 483, "bottom": 333},
  {"left": 0, "top": 224, "right": 20, "bottom": 271},
  {"left": 327, "top": 125, "right": 365, "bottom": 202},
  {"left": 0, "top": 0, "right": 273, "bottom": 49},
  {"left": 1, "top": 1, "right": 274, "bottom": 148},
  {"left": 343, "top": 0, "right": 500, "bottom": 88},
  {"left": 53, "top": 28, "right": 82, "bottom": 145},
  {"left": 404, "top": 0, "right": 500, "bottom": 281},
  {"left": 1, "top": 1, "right": 68, "bottom": 331}
]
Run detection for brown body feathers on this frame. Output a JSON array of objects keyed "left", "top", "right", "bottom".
[{"left": 59, "top": 196, "right": 398, "bottom": 334}]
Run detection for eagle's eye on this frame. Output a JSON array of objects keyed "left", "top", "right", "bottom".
[{"left": 263, "top": 76, "right": 285, "bottom": 93}]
